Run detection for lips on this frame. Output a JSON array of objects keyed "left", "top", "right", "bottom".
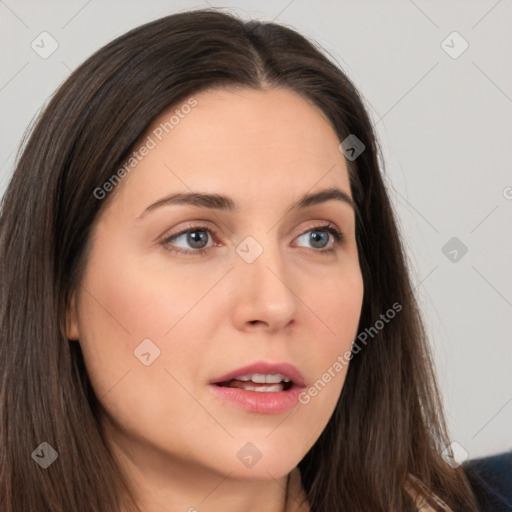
[{"left": 209, "top": 361, "right": 306, "bottom": 414}]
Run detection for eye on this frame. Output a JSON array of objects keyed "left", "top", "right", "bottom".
[
  {"left": 294, "top": 223, "right": 345, "bottom": 254},
  {"left": 161, "top": 225, "right": 215, "bottom": 256},
  {"left": 161, "top": 222, "right": 345, "bottom": 256}
]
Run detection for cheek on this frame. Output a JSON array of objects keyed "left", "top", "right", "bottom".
[
  {"left": 299, "top": 264, "right": 364, "bottom": 410},
  {"left": 305, "top": 260, "right": 364, "bottom": 353},
  {"left": 78, "top": 228, "right": 219, "bottom": 342},
  {"left": 74, "top": 236, "right": 224, "bottom": 407}
]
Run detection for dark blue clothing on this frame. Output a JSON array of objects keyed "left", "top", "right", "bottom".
[{"left": 463, "top": 451, "right": 512, "bottom": 511}]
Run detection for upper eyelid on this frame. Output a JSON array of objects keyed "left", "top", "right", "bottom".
[
  {"left": 163, "top": 222, "right": 344, "bottom": 246},
  {"left": 164, "top": 220, "right": 342, "bottom": 236}
]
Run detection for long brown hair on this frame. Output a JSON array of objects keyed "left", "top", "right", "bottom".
[{"left": 0, "top": 9, "right": 478, "bottom": 511}]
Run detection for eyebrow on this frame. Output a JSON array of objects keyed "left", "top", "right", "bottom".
[{"left": 137, "top": 186, "right": 355, "bottom": 219}]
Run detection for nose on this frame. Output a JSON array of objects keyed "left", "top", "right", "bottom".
[{"left": 230, "top": 238, "right": 298, "bottom": 333}]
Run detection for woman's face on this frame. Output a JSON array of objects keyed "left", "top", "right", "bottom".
[{"left": 67, "top": 87, "right": 364, "bottom": 483}]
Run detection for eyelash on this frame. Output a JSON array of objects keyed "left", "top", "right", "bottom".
[{"left": 161, "top": 223, "right": 345, "bottom": 256}]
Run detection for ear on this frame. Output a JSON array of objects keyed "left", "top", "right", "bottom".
[{"left": 66, "top": 292, "right": 80, "bottom": 340}]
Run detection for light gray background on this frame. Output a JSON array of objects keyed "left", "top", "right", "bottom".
[{"left": 1, "top": 0, "right": 511, "bottom": 461}]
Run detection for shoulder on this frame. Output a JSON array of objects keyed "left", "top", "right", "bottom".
[{"left": 463, "top": 450, "right": 512, "bottom": 511}]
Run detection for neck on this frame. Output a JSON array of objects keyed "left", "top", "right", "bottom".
[{"left": 110, "top": 433, "right": 291, "bottom": 512}]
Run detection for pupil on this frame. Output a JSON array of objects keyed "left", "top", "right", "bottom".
[
  {"left": 188, "top": 231, "right": 208, "bottom": 248},
  {"left": 310, "top": 231, "right": 328, "bottom": 248}
]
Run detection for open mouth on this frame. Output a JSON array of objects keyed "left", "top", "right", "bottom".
[
  {"left": 215, "top": 373, "right": 294, "bottom": 393},
  {"left": 209, "top": 364, "right": 305, "bottom": 413}
]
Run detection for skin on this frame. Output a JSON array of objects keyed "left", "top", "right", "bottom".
[{"left": 67, "top": 86, "right": 364, "bottom": 512}]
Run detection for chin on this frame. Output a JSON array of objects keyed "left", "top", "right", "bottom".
[
  {"left": 216, "top": 439, "right": 305, "bottom": 481},
  {"left": 227, "top": 459, "right": 301, "bottom": 481}
]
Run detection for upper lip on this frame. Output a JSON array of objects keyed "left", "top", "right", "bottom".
[{"left": 210, "top": 360, "right": 306, "bottom": 387}]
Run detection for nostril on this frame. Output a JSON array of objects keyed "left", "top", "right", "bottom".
[{"left": 248, "top": 320, "right": 267, "bottom": 327}]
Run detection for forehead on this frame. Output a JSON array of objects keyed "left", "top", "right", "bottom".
[{"left": 110, "top": 87, "right": 351, "bottom": 216}]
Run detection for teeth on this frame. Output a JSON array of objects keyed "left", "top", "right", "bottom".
[
  {"left": 240, "top": 383, "right": 284, "bottom": 392},
  {"left": 235, "top": 373, "right": 291, "bottom": 384}
]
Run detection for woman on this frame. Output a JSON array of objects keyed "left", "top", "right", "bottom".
[{"left": 0, "top": 9, "right": 479, "bottom": 512}]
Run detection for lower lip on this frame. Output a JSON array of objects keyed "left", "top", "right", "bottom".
[{"left": 209, "top": 384, "right": 304, "bottom": 414}]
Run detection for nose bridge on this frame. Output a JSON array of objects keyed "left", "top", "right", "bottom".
[{"left": 231, "top": 232, "right": 298, "bottom": 328}]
